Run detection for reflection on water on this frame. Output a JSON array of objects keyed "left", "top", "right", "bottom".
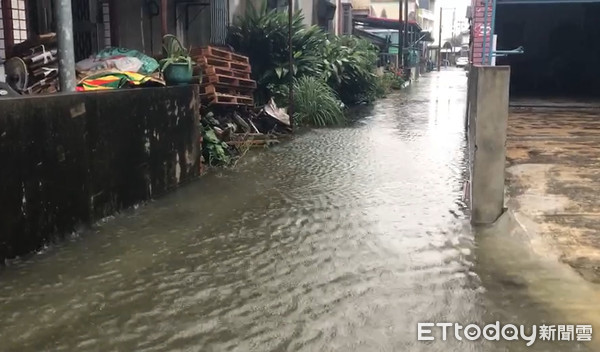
[{"left": 0, "top": 70, "right": 594, "bottom": 351}]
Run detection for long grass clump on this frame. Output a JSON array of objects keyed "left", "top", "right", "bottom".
[{"left": 293, "top": 77, "right": 344, "bottom": 127}]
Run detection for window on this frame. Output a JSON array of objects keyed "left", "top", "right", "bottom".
[
  {"left": 101, "top": 1, "right": 111, "bottom": 47},
  {"left": 1, "top": 0, "right": 28, "bottom": 51},
  {"left": 11, "top": 0, "right": 27, "bottom": 44},
  {"left": 0, "top": 1, "right": 5, "bottom": 58}
]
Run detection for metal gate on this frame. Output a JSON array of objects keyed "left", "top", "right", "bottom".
[{"left": 72, "top": 0, "right": 98, "bottom": 61}]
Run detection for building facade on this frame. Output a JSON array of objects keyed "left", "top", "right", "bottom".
[
  {"left": 351, "top": 0, "right": 421, "bottom": 21},
  {"left": 417, "top": 0, "right": 435, "bottom": 33},
  {"left": 0, "top": 0, "right": 346, "bottom": 64},
  {"left": 231, "top": 0, "right": 344, "bottom": 34}
]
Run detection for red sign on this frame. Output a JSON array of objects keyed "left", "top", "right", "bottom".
[{"left": 470, "top": 0, "right": 494, "bottom": 64}]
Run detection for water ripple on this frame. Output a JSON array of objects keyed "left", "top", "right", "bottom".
[{"left": 0, "top": 70, "right": 517, "bottom": 352}]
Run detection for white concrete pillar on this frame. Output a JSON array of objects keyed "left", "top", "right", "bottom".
[{"left": 468, "top": 65, "right": 510, "bottom": 225}]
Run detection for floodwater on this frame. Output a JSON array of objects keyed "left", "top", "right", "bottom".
[{"left": 0, "top": 69, "right": 596, "bottom": 351}]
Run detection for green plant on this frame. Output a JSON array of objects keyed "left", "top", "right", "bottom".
[
  {"left": 293, "top": 77, "right": 345, "bottom": 127},
  {"left": 159, "top": 34, "right": 192, "bottom": 72},
  {"left": 227, "top": 1, "right": 382, "bottom": 108},
  {"left": 320, "top": 36, "right": 379, "bottom": 105},
  {"left": 376, "top": 72, "right": 405, "bottom": 95},
  {"left": 266, "top": 82, "right": 289, "bottom": 107},
  {"left": 203, "top": 127, "right": 231, "bottom": 166},
  {"left": 374, "top": 74, "right": 392, "bottom": 97},
  {"left": 390, "top": 74, "right": 405, "bottom": 90},
  {"left": 227, "top": 2, "right": 326, "bottom": 105}
]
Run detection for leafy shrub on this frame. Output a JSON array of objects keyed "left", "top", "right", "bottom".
[
  {"left": 203, "top": 127, "right": 231, "bottom": 165},
  {"left": 266, "top": 82, "right": 289, "bottom": 108},
  {"left": 227, "top": 1, "right": 382, "bottom": 113},
  {"left": 390, "top": 74, "right": 405, "bottom": 90},
  {"left": 227, "top": 3, "right": 326, "bottom": 105},
  {"left": 293, "top": 77, "right": 345, "bottom": 127},
  {"left": 378, "top": 72, "right": 405, "bottom": 93},
  {"left": 374, "top": 74, "right": 392, "bottom": 98},
  {"left": 320, "top": 36, "right": 379, "bottom": 105}
]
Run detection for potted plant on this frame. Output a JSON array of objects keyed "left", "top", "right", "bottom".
[{"left": 159, "top": 34, "right": 194, "bottom": 85}]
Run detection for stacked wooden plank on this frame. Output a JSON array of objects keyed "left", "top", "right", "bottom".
[{"left": 191, "top": 46, "right": 256, "bottom": 106}]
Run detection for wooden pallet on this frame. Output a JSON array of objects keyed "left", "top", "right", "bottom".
[
  {"left": 194, "top": 56, "right": 251, "bottom": 73},
  {"left": 201, "top": 66, "right": 251, "bottom": 80},
  {"left": 202, "top": 74, "right": 257, "bottom": 89},
  {"left": 200, "top": 92, "right": 254, "bottom": 106},
  {"left": 190, "top": 46, "right": 250, "bottom": 64},
  {"left": 199, "top": 83, "right": 253, "bottom": 96},
  {"left": 230, "top": 52, "right": 250, "bottom": 65}
]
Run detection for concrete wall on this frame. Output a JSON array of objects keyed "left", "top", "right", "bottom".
[
  {"left": 0, "top": 86, "right": 201, "bottom": 262},
  {"left": 113, "top": 0, "right": 211, "bottom": 56},
  {"left": 112, "top": 0, "right": 164, "bottom": 55},
  {"left": 467, "top": 65, "right": 510, "bottom": 225},
  {"left": 300, "top": 0, "right": 315, "bottom": 28},
  {"left": 230, "top": 0, "right": 262, "bottom": 23},
  {"left": 229, "top": 0, "right": 316, "bottom": 29}
]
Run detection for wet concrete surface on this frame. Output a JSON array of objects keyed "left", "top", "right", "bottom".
[
  {"left": 506, "top": 105, "right": 600, "bottom": 284},
  {"left": 0, "top": 70, "right": 597, "bottom": 351}
]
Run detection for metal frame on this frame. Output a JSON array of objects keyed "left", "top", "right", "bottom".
[
  {"left": 0, "top": 0, "right": 6, "bottom": 58},
  {"left": 492, "top": 46, "right": 524, "bottom": 57},
  {"left": 1, "top": 0, "right": 15, "bottom": 54},
  {"left": 487, "top": 0, "right": 497, "bottom": 64},
  {"left": 486, "top": 0, "right": 525, "bottom": 61},
  {"left": 174, "top": 0, "right": 210, "bottom": 28}
]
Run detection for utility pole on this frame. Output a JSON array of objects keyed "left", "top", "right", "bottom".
[
  {"left": 161, "top": 0, "right": 168, "bottom": 36},
  {"left": 287, "top": 0, "right": 294, "bottom": 131},
  {"left": 55, "top": 0, "right": 76, "bottom": 92},
  {"left": 398, "top": 0, "right": 402, "bottom": 67},
  {"left": 403, "top": 0, "right": 409, "bottom": 67},
  {"left": 451, "top": 8, "right": 456, "bottom": 59},
  {"left": 437, "top": 8, "right": 442, "bottom": 71}
]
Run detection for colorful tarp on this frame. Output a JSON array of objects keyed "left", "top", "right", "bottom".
[
  {"left": 96, "top": 47, "right": 160, "bottom": 74},
  {"left": 76, "top": 71, "right": 165, "bottom": 91}
]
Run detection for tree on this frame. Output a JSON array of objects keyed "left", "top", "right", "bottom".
[{"left": 450, "top": 35, "right": 463, "bottom": 48}]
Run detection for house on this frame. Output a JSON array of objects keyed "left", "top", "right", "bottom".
[
  {"left": 0, "top": 0, "right": 348, "bottom": 64},
  {"left": 1, "top": 0, "right": 222, "bottom": 61},
  {"left": 349, "top": 0, "right": 436, "bottom": 31},
  {"left": 231, "top": 0, "right": 348, "bottom": 35},
  {"left": 351, "top": 0, "right": 421, "bottom": 21},
  {"left": 417, "top": 0, "right": 435, "bottom": 33},
  {"left": 350, "top": 0, "right": 434, "bottom": 69}
]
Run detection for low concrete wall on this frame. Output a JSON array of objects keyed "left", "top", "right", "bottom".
[{"left": 0, "top": 86, "right": 201, "bottom": 262}]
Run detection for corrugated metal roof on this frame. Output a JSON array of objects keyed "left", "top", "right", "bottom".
[{"left": 353, "top": 16, "right": 421, "bottom": 30}]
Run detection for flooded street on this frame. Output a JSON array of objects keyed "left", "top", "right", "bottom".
[{"left": 0, "top": 70, "right": 595, "bottom": 351}]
